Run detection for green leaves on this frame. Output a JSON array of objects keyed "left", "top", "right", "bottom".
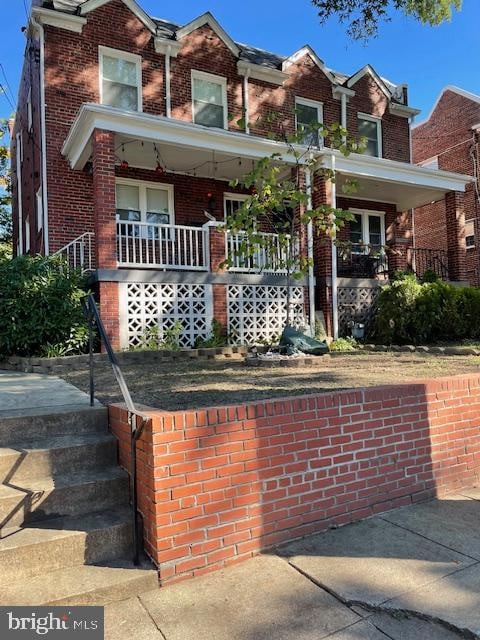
[
  {"left": 0, "top": 255, "right": 90, "bottom": 357},
  {"left": 312, "top": 0, "right": 462, "bottom": 40}
]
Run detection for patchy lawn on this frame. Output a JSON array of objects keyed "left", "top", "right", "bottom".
[{"left": 60, "top": 351, "right": 480, "bottom": 411}]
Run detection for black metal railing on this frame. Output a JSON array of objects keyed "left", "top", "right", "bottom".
[
  {"left": 81, "top": 293, "right": 147, "bottom": 567},
  {"left": 410, "top": 247, "right": 449, "bottom": 281},
  {"left": 337, "top": 244, "right": 389, "bottom": 279}
]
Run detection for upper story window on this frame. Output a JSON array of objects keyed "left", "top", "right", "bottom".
[
  {"left": 99, "top": 46, "right": 142, "bottom": 112},
  {"left": 466, "top": 220, "right": 475, "bottom": 249},
  {"left": 115, "top": 180, "right": 174, "bottom": 225},
  {"left": 358, "top": 113, "right": 382, "bottom": 158},
  {"left": 349, "top": 209, "right": 385, "bottom": 252},
  {"left": 295, "top": 98, "right": 323, "bottom": 147},
  {"left": 192, "top": 70, "right": 228, "bottom": 129}
]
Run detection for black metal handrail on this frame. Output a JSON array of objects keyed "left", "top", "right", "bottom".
[
  {"left": 410, "top": 247, "right": 449, "bottom": 281},
  {"left": 81, "top": 293, "right": 146, "bottom": 566},
  {"left": 337, "top": 244, "right": 389, "bottom": 279}
]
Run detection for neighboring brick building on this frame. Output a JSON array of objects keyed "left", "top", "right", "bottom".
[
  {"left": 412, "top": 86, "right": 480, "bottom": 285},
  {"left": 11, "top": 0, "right": 471, "bottom": 346}
]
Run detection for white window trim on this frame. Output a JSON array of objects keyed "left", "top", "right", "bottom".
[
  {"left": 349, "top": 208, "right": 385, "bottom": 253},
  {"left": 115, "top": 178, "right": 175, "bottom": 224},
  {"left": 295, "top": 97, "right": 324, "bottom": 147},
  {"left": 465, "top": 220, "right": 475, "bottom": 250},
  {"left": 36, "top": 187, "right": 43, "bottom": 231},
  {"left": 358, "top": 112, "right": 383, "bottom": 158},
  {"left": 99, "top": 45, "right": 143, "bottom": 112},
  {"left": 191, "top": 69, "right": 228, "bottom": 130},
  {"left": 224, "top": 192, "right": 248, "bottom": 219}
]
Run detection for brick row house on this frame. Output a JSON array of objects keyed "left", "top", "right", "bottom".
[
  {"left": 412, "top": 86, "right": 480, "bottom": 286},
  {"left": 11, "top": 0, "right": 472, "bottom": 349}
]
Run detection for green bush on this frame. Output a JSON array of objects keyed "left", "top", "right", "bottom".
[
  {"left": 330, "top": 337, "right": 358, "bottom": 351},
  {"left": 373, "top": 275, "right": 480, "bottom": 344},
  {"left": 0, "top": 255, "right": 89, "bottom": 357}
]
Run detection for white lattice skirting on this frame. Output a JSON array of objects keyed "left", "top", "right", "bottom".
[
  {"left": 337, "top": 286, "right": 382, "bottom": 336},
  {"left": 120, "top": 283, "right": 213, "bottom": 349},
  {"left": 228, "top": 285, "right": 305, "bottom": 345}
]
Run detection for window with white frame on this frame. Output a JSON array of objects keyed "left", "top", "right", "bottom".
[
  {"left": 295, "top": 98, "right": 323, "bottom": 147},
  {"left": 192, "top": 70, "right": 227, "bottom": 129},
  {"left": 99, "top": 46, "right": 142, "bottom": 112},
  {"left": 349, "top": 209, "right": 385, "bottom": 252},
  {"left": 36, "top": 188, "right": 43, "bottom": 231},
  {"left": 358, "top": 113, "right": 382, "bottom": 158},
  {"left": 27, "top": 88, "right": 33, "bottom": 131},
  {"left": 224, "top": 193, "right": 248, "bottom": 220},
  {"left": 115, "top": 181, "right": 174, "bottom": 225},
  {"left": 466, "top": 220, "right": 475, "bottom": 249}
]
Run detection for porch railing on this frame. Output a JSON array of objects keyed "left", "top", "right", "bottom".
[
  {"left": 226, "top": 231, "right": 293, "bottom": 274},
  {"left": 410, "top": 247, "right": 449, "bottom": 281},
  {"left": 54, "top": 232, "right": 94, "bottom": 273},
  {"left": 337, "top": 244, "right": 389, "bottom": 279},
  {"left": 116, "top": 221, "right": 208, "bottom": 270}
]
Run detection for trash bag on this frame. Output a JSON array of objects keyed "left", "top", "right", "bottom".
[{"left": 279, "top": 326, "right": 329, "bottom": 356}]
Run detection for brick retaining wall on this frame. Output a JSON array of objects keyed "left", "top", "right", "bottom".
[{"left": 109, "top": 373, "right": 480, "bottom": 585}]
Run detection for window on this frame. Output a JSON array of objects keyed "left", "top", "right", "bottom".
[
  {"left": 349, "top": 210, "right": 385, "bottom": 252},
  {"left": 27, "top": 88, "right": 33, "bottom": 131},
  {"left": 25, "top": 217, "right": 30, "bottom": 253},
  {"left": 358, "top": 113, "right": 382, "bottom": 158},
  {"left": 192, "top": 70, "right": 227, "bottom": 129},
  {"left": 224, "top": 193, "right": 248, "bottom": 220},
  {"left": 295, "top": 98, "right": 323, "bottom": 147},
  {"left": 36, "top": 188, "right": 43, "bottom": 231},
  {"left": 99, "top": 46, "right": 142, "bottom": 111},
  {"left": 466, "top": 220, "right": 475, "bottom": 249},
  {"left": 115, "top": 180, "right": 173, "bottom": 225}
]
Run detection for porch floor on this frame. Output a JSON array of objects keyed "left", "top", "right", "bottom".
[{"left": 60, "top": 352, "right": 480, "bottom": 411}]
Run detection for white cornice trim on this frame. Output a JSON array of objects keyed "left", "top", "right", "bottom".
[
  {"left": 332, "top": 85, "right": 355, "bottom": 101},
  {"left": 62, "top": 104, "right": 306, "bottom": 170},
  {"left": 237, "top": 60, "right": 287, "bottom": 86},
  {"left": 175, "top": 12, "right": 240, "bottom": 57},
  {"left": 282, "top": 46, "right": 336, "bottom": 85},
  {"left": 79, "top": 0, "right": 156, "bottom": 33},
  {"left": 347, "top": 65, "right": 391, "bottom": 100},
  {"left": 31, "top": 7, "right": 87, "bottom": 33},
  {"left": 389, "top": 102, "right": 421, "bottom": 119},
  {"left": 154, "top": 38, "right": 181, "bottom": 56},
  {"left": 413, "top": 85, "right": 480, "bottom": 129},
  {"left": 323, "top": 148, "right": 473, "bottom": 194}
]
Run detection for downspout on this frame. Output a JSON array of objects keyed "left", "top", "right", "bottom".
[
  {"left": 15, "top": 132, "right": 23, "bottom": 254},
  {"left": 340, "top": 92, "right": 347, "bottom": 133},
  {"left": 305, "top": 166, "right": 315, "bottom": 336},
  {"left": 165, "top": 44, "right": 172, "bottom": 118},
  {"left": 330, "top": 154, "right": 339, "bottom": 339},
  {"left": 30, "top": 14, "right": 49, "bottom": 254},
  {"left": 409, "top": 115, "right": 416, "bottom": 273},
  {"left": 243, "top": 71, "right": 250, "bottom": 134}
]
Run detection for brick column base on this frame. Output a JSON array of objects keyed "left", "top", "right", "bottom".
[{"left": 98, "top": 281, "right": 120, "bottom": 350}]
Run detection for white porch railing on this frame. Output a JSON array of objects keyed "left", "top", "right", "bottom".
[
  {"left": 116, "top": 221, "right": 208, "bottom": 270},
  {"left": 226, "top": 231, "right": 293, "bottom": 274},
  {"left": 54, "top": 232, "right": 94, "bottom": 272}
]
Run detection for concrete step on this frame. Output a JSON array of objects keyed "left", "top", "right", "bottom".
[
  {"left": 1, "top": 558, "right": 159, "bottom": 606},
  {"left": 0, "top": 507, "right": 133, "bottom": 581},
  {"left": 0, "top": 406, "right": 108, "bottom": 447},
  {"left": 0, "top": 433, "right": 118, "bottom": 483},
  {"left": 0, "top": 467, "right": 129, "bottom": 529}
]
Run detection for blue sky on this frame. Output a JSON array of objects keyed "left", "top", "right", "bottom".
[{"left": 1, "top": 0, "right": 479, "bottom": 125}]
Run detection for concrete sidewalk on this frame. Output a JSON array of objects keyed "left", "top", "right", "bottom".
[
  {"left": 0, "top": 370, "right": 97, "bottom": 417},
  {"left": 105, "top": 490, "right": 480, "bottom": 640}
]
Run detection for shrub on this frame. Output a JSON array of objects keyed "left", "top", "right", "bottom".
[
  {"left": 195, "top": 319, "right": 228, "bottom": 348},
  {"left": 330, "top": 337, "right": 358, "bottom": 351},
  {"left": 373, "top": 276, "right": 480, "bottom": 344},
  {"left": 0, "top": 255, "right": 89, "bottom": 357},
  {"left": 135, "top": 321, "right": 183, "bottom": 351}
]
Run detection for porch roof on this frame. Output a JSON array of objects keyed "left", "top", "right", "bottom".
[{"left": 62, "top": 104, "right": 473, "bottom": 210}]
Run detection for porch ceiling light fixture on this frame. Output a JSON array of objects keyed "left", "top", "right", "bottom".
[
  {"left": 120, "top": 143, "right": 129, "bottom": 170},
  {"left": 153, "top": 143, "right": 165, "bottom": 177}
]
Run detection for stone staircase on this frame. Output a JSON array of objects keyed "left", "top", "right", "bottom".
[{"left": 0, "top": 405, "right": 159, "bottom": 605}]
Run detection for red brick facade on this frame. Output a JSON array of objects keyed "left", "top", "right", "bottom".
[
  {"left": 110, "top": 373, "right": 480, "bottom": 585},
  {"left": 412, "top": 88, "right": 480, "bottom": 285}
]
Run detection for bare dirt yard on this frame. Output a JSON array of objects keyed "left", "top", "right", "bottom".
[{"left": 60, "top": 351, "right": 480, "bottom": 411}]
